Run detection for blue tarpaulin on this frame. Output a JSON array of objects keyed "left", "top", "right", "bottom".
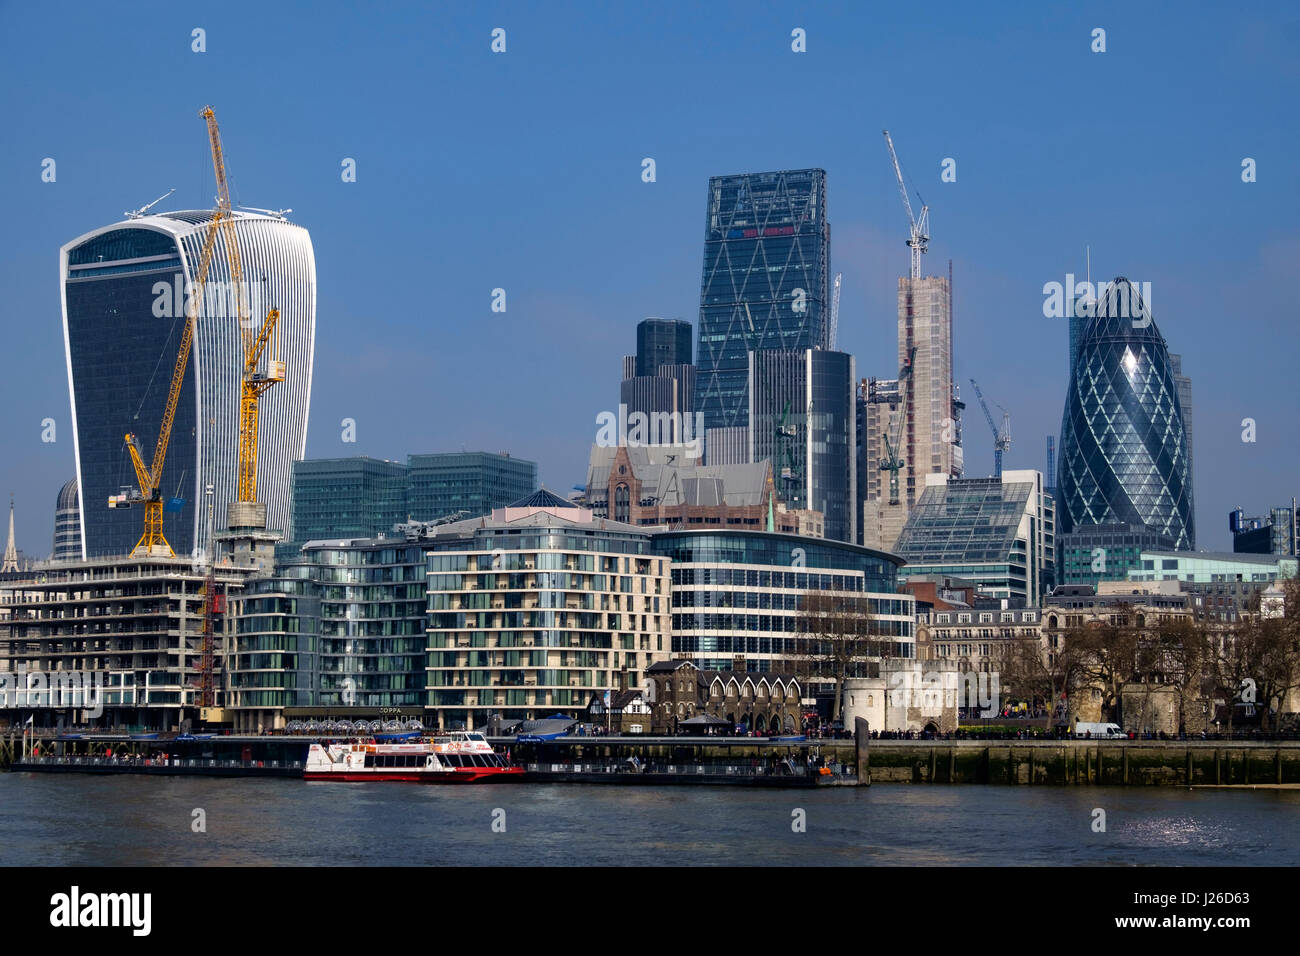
[{"left": 164, "top": 497, "right": 185, "bottom": 512}]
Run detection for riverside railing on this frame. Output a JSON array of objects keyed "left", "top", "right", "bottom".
[{"left": 19, "top": 754, "right": 304, "bottom": 771}]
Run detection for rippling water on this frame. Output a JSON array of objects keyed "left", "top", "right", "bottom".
[{"left": 1, "top": 774, "right": 1296, "bottom": 866}]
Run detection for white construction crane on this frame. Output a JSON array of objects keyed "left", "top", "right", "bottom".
[
  {"left": 882, "top": 130, "right": 929, "bottom": 281},
  {"left": 828, "top": 272, "right": 842, "bottom": 350},
  {"left": 125, "top": 188, "right": 175, "bottom": 220}
]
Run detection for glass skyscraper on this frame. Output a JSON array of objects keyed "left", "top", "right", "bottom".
[
  {"left": 696, "top": 169, "right": 829, "bottom": 440},
  {"left": 748, "top": 349, "right": 856, "bottom": 543},
  {"left": 61, "top": 210, "right": 316, "bottom": 559},
  {"left": 621, "top": 318, "right": 696, "bottom": 442},
  {"left": 1057, "top": 278, "right": 1195, "bottom": 550},
  {"left": 634, "top": 318, "right": 693, "bottom": 377}
]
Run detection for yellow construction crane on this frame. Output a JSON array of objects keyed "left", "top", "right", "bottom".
[
  {"left": 199, "top": 104, "right": 286, "bottom": 507},
  {"left": 114, "top": 105, "right": 275, "bottom": 555},
  {"left": 237, "top": 308, "right": 284, "bottom": 503},
  {"left": 117, "top": 191, "right": 223, "bottom": 556}
]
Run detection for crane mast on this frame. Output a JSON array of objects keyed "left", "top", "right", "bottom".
[
  {"left": 116, "top": 130, "right": 227, "bottom": 557},
  {"left": 882, "top": 130, "right": 929, "bottom": 281},
  {"left": 199, "top": 105, "right": 285, "bottom": 510},
  {"left": 879, "top": 347, "right": 917, "bottom": 505}
]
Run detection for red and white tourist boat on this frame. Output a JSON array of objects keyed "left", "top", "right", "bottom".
[{"left": 303, "top": 732, "right": 523, "bottom": 783}]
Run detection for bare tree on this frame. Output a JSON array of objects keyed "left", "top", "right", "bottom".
[
  {"left": 796, "top": 591, "right": 879, "bottom": 724},
  {"left": 1145, "top": 617, "right": 1210, "bottom": 735},
  {"left": 1207, "top": 616, "right": 1254, "bottom": 736},
  {"left": 1069, "top": 603, "right": 1141, "bottom": 725},
  {"left": 995, "top": 631, "right": 1083, "bottom": 729}
]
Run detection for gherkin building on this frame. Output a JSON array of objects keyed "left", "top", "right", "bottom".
[{"left": 1057, "top": 278, "right": 1195, "bottom": 550}]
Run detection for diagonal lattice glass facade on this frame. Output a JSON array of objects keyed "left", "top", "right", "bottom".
[
  {"left": 893, "top": 472, "right": 1054, "bottom": 604},
  {"left": 1057, "top": 278, "right": 1194, "bottom": 550},
  {"left": 696, "top": 169, "right": 829, "bottom": 437}
]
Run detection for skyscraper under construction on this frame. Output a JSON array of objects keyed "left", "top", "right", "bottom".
[{"left": 862, "top": 134, "right": 962, "bottom": 552}]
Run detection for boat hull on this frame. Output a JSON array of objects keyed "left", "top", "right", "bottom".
[{"left": 304, "top": 767, "right": 525, "bottom": 783}]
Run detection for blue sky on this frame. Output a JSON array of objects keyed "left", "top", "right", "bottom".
[{"left": 1, "top": 0, "right": 1297, "bottom": 555}]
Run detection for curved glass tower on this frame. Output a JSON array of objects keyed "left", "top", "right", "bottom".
[
  {"left": 61, "top": 210, "right": 316, "bottom": 559},
  {"left": 52, "top": 478, "right": 82, "bottom": 561},
  {"left": 1057, "top": 278, "right": 1194, "bottom": 550}
]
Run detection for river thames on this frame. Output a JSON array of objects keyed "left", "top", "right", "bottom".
[{"left": 2, "top": 774, "right": 1297, "bottom": 866}]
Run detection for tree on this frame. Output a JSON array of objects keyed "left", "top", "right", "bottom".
[
  {"left": 994, "top": 630, "right": 1083, "bottom": 729},
  {"left": 795, "top": 591, "right": 879, "bottom": 724},
  {"left": 1069, "top": 603, "right": 1141, "bottom": 725},
  {"left": 1207, "top": 616, "right": 1254, "bottom": 737},
  {"left": 1144, "top": 617, "right": 1210, "bottom": 736}
]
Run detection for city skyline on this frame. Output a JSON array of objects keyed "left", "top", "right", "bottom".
[{"left": 2, "top": 1, "right": 1296, "bottom": 557}]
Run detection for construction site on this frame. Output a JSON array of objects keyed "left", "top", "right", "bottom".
[{"left": 0, "top": 106, "right": 291, "bottom": 733}]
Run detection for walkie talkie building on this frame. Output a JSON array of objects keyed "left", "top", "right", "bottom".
[
  {"left": 60, "top": 210, "right": 316, "bottom": 559},
  {"left": 1057, "top": 278, "right": 1194, "bottom": 551}
]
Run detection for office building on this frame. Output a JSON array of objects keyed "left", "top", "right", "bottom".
[
  {"left": 1168, "top": 352, "right": 1194, "bottom": 511},
  {"left": 696, "top": 169, "right": 830, "bottom": 442},
  {"left": 291, "top": 457, "right": 409, "bottom": 543},
  {"left": 405, "top": 452, "right": 536, "bottom": 525},
  {"left": 1230, "top": 504, "right": 1298, "bottom": 556},
  {"left": 748, "top": 349, "right": 856, "bottom": 543},
  {"left": 1126, "top": 550, "right": 1298, "bottom": 621},
  {"left": 424, "top": 490, "right": 672, "bottom": 730},
  {"left": 619, "top": 318, "right": 696, "bottom": 445},
  {"left": 893, "top": 470, "right": 1056, "bottom": 606},
  {"left": 289, "top": 452, "right": 538, "bottom": 544},
  {"left": 703, "top": 426, "right": 749, "bottom": 466},
  {"left": 650, "top": 530, "right": 915, "bottom": 698},
  {"left": 52, "top": 479, "right": 83, "bottom": 562},
  {"left": 1057, "top": 278, "right": 1195, "bottom": 550},
  {"left": 1057, "top": 523, "right": 1177, "bottom": 588},
  {"left": 61, "top": 210, "right": 316, "bottom": 558},
  {"left": 634, "top": 317, "right": 693, "bottom": 377}
]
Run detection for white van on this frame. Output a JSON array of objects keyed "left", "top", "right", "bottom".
[{"left": 1074, "top": 721, "right": 1125, "bottom": 739}]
